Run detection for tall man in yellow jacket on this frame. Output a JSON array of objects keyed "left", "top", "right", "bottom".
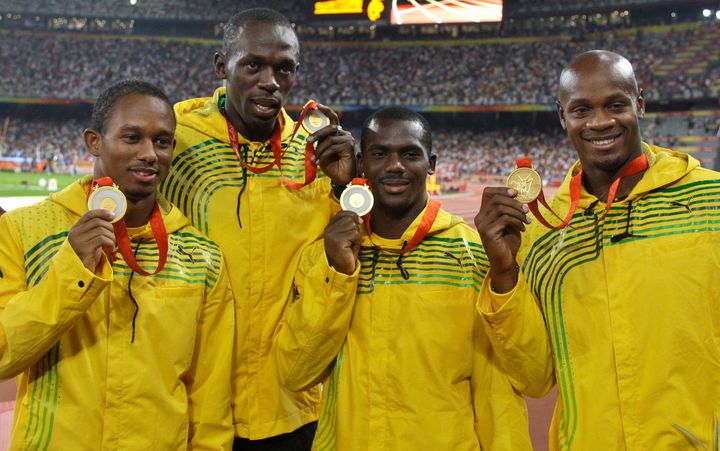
[
  {"left": 274, "top": 107, "right": 535, "bottom": 450},
  {"left": 158, "top": 8, "right": 356, "bottom": 450},
  {"left": 0, "top": 80, "right": 235, "bottom": 450},
  {"left": 476, "top": 50, "right": 720, "bottom": 450}
]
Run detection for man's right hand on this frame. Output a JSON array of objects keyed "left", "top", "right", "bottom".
[
  {"left": 69, "top": 210, "right": 116, "bottom": 273},
  {"left": 474, "top": 187, "right": 531, "bottom": 293},
  {"left": 324, "top": 211, "right": 362, "bottom": 275}
]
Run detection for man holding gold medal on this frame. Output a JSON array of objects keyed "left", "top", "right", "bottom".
[
  {"left": 158, "top": 8, "right": 356, "bottom": 451},
  {"left": 475, "top": 51, "right": 720, "bottom": 449},
  {"left": 0, "top": 80, "right": 235, "bottom": 449},
  {"left": 273, "top": 107, "right": 533, "bottom": 450}
]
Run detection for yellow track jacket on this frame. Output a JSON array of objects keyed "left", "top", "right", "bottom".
[
  {"left": 480, "top": 144, "right": 720, "bottom": 450},
  {"left": 274, "top": 204, "right": 534, "bottom": 450},
  {"left": 160, "top": 87, "right": 335, "bottom": 439},
  {"left": 0, "top": 178, "right": 234, "bottom": 450}
]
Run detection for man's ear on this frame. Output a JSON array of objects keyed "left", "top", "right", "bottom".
[
  {"left": 428, "top": 154, "right": 437, "bottom": 175},
  {"left": 214, "top": 52, "right": 227, "bottom": 80},
  {"left": 556, "top": 100, "right": 567, "bottom": 130},
  {"left": 636, "top": 88, "right": 646, "bottom": 120},
  {"left": 84, "top": 128, "right": 102, "bottom": 157}
]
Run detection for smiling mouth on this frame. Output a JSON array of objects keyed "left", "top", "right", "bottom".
[
  {"left": 129, "top": 167, "right": 159, "bottom": 182},
  {"left": 585, "top": 132, "right": 622, "bottom": 147}
]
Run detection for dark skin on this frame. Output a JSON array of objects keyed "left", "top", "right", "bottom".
[
  {"left": 214, "top": 21, "right": 356, "bottom": 185},
  {"left": 359, "top": 118, "right": 436, "bottom": 239},
  {"left": 324, "top": 117, "right": 435, "bottom": 274},
  {"left": 476, "top": 51, "right": 646, "bottom": 293},
  {"left": 324, "top": 211, "right": 362, "bottom": 275},
  {"left": 74, "top": 94, "right": 175, "bottom": 273}
]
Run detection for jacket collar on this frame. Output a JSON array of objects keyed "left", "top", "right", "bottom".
[
  {"left": 554, "top": 142, "right": 699, "bottom": 209},
  {"left": 174, "top": 86, "right": 296, "bottom": 145},
  {"left": 361, "top": 198, "right": 463, "bottom": 249},
  {"left": 51, "top": 176, "right": 189, "bottom": 237}
]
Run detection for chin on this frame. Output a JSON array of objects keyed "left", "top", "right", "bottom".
[{"left": 122, "top": 188, "right": 156, "bottom": 201}]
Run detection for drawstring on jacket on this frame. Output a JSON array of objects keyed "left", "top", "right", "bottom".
[
  {"left": 610, "top": 200, "right": 646, "bottom": 243},
  {"left": 127, "top": 239, "right": 143, "bottom": 343}
]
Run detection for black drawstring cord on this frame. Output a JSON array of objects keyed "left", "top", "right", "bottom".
[
  {"left": 368, "top": 248, "right": 379, "bottom": 292},
  {"left": 395, "top": 240, "right": 410, "bottom": 280},
  {"left": 610, "top": 201, "right": 646, "bottom": 243},
  {"left": 127, "top": 239, "right": 142, "bottom": 343},
  {"left": 236, "top": 146, "right": 248, "bottom": 229},
  {"left": 584, "top": 199, "right": 601, "bottom": 217}
]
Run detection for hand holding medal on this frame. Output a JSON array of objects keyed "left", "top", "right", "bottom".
[{"left": 82, "top": 176, "right": 168, "bottom": 275}]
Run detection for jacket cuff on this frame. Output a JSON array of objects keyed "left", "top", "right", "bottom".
[
  {"left": 477, "top": 270, "right": 525, "bottom": 320},
  {"left": 320, "top": 252, "right": 360, "bottom": 295},
  {"left": 58, "top": 239, "right": 112, "bottom": 308}
]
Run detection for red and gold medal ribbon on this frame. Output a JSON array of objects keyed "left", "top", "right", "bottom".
[
  {"left": 519, "top": 153, "right": 648, "bottom": 230},
  {"left": 88, "top": 177, "right": 168, "bottom": 275},
  {"left": 364, "top": 200, "right": 441, "bottom": 254},
  {"left": 224, "top": 100, "right": 323, "bottom": 190}
]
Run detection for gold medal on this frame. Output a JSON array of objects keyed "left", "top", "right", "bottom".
[
  {"left": 507, "top": 166, "right": 542, "bottom": 203},
  {"left": 87, "top": 185, "right": 127, "bottom": 223},
  {"left": 302, "top": 109, "right": 330, "bottom": 134},
  {"left": 340, "top": 183, "right": 374, "bottom": 217}
]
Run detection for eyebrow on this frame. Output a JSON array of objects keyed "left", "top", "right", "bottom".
[{"left": 118, "top": 125, "right": 174, "bottom": 136}]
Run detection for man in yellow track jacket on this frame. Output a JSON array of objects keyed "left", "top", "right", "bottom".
[
  {"left": 0, "top": 80, "right": 234, "bottom": 450},
  {"left": 274, "top": 107, "right": 534, "bottom": 450},
  {"left": 476, "top": 50, "right": 720, "bottom": 450},
  {"left": 159, "top": 9, "right": 356, "bottom": 450}
]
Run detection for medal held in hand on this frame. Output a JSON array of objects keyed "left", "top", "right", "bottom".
[
  {"left": 87, "top": 183, "right": 127, "bottom": 223},
  {"left": 506, "top": 164, "right": 542, "bottom": 204},
  {"left": 340, "top": 178, "right": 374, "bottom": 217},
  {"left": 302, "top": 108, "right": 330, "bottom": 134}
]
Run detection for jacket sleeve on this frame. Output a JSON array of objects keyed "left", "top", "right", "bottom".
[
  {"left": 272, "top": 240, "right": 359, "bottom": 393},
  {"left": 186, "top": 255, "right": 235, "bottom": 451},
  {"left": 472, "top": 312, "right": 533, "bottom": 450},
  {"left": 477, "top": 271, "right": 555, "bottom": 398},
  {"left": 0, "top": 214, "right": 112, "bottom": 380}
]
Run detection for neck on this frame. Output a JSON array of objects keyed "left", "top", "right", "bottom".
[
  {"left": 225, "top": 104, "right": 276, "bottom": 142},
  {"left": 124, "top": 195, "right": 156, "bottom": 228},
  {"left": 581, "top": 154, "right": 646, "bottom": 202},
  {"left": 370, "top": 200, "right": 426, "bottom": 239}
]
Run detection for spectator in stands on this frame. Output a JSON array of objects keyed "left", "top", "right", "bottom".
[
  {"left": 0, "top": 79, "right": 235, "bottom": 450},
  {"left": 158, "top": 8, "right": 356, "bottom": 451},
  {"left": 475, "top": 50, "right": 720, "bottom": 449}
]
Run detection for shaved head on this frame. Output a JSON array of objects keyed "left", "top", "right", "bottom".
[
  {"left": 554, "top": 50, "right": 646, "bottom": 181},
  {"left": 558, "top": 50, "right": 638, "bottom": 103}
]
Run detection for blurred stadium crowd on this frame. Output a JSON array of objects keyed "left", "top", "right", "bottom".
[
  {"left": 0, "top": 23, "right": 716, "bottom": 105},
  {"left": 0, "top": 1, "right": 717, "bottom": 183}
]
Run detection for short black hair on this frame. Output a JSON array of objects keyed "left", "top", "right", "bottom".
[
  {"left": 223, "top": 8, "right": 297, "bottom": 53},
  {"left": 91, "top": 79, "right": 172, "bottom": 133},
  {"left": 361, "top": 106, "right": 433, "bottom": 155}
]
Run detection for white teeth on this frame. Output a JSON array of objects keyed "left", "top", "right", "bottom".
[{"left": 592, "top": 138, "right": 614, "bottom": 145}]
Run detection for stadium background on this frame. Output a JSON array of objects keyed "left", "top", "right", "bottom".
[{"left": 0, "top": 0, "right": 718, "bottom": 448}]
